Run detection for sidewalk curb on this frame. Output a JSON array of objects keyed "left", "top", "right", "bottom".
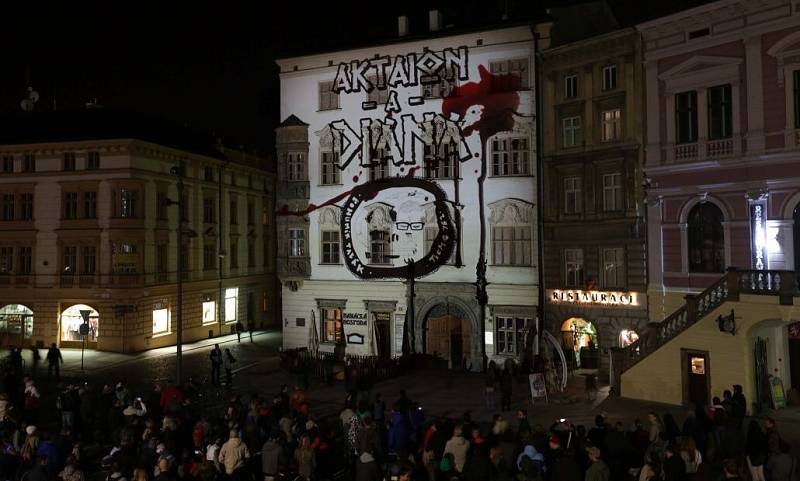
[{"left": 60, "top": 329, "right": 278, "bottom": 375}]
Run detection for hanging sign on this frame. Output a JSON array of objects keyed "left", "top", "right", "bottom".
[{"left": 342, "top": 312, "right": 368, "bottom": 326}]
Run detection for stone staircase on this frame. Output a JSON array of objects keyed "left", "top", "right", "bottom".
[{"left": 614, "top": 267, "right": 799, "bottom": 379}]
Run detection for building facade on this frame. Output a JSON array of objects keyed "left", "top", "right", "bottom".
[
  {"left": 0, "top": 111, "right": 278, "bottom": 352},
  {"left": 540, "top": 28, "right": 647, "bottom": 377},
  {"left": 619, "top": 0, "right": 800, "bottom": 406},
  {"left": 275, "top": 21, "right": 549, "bottom": 369}
]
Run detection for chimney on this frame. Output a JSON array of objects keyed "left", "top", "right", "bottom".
[
  {"left": 398, "top": 15, "right": 409, "bottom": 37},
  {"left": 429, "top": 9, "right": 442, "bottom": 32}
]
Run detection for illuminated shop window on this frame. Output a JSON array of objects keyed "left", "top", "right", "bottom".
[{"left": 225, "top": 288, "right": 238, "bottom": 323}]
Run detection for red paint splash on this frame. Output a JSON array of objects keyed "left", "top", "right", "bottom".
[
  {"left": 278, "top": 188, "right": 355, "bottom": 217},
  {"left": 442, "top": 65, "right": 520, "bottom": 142},
  {"left": 406, "top": 166, "right": 421, "bottom": 178},
  {"left": 352, "top": 175, "right": 359, "bottom": 182}
]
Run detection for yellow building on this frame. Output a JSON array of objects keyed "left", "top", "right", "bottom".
[{"left": 0, "top": 109, "right": 278, "bottom": 352}]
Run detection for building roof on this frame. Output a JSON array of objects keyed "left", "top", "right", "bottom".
[
  {"left": 0, "top": 108, "right": 227, "bottom": 160},
  {"left": 278, "top": 114, "right": 309, "bottom": 127}
]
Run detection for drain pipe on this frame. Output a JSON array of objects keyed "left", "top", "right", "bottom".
[
  {"left": 218, "top": 155, "right": 230, "bottom": 336},
  {"left": 534, "top": 28, "right": 546, "bottom": 357}
]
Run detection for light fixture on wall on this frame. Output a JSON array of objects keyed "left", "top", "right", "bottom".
[{"left": 717, "top": 309, "right": 736, "bottom": 336}]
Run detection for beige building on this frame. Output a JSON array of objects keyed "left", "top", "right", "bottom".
[{"left": 0, "top": 109, "right": 278, "bottom": 352}]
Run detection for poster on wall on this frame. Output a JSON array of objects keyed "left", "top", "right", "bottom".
[
  {"left": 394, "top": 314, "right": 405, "bottom": 356},
  {"left": 771, "top": 376, "right": 786, "bottom": 409},
  {"left": 529, "top": 373, "right": 548, "bottom": 404}
]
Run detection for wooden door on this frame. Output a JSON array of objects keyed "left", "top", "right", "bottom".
[
  {"left": 426, "top": 315, "right": 450, "bottom": 360},
  {"left": 686, "top": 352, "right": 709, "bottom": 407},
  {"left": 374, "top": 312, "right": 391, "bottom": 359}
]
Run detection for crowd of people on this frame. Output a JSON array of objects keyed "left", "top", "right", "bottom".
[{"left": 0, "top": 343, "right": 794, "bottom": 481}]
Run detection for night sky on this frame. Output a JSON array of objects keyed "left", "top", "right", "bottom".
[{"left": 0, "top": 0, "right": 711, "bottom": 164}]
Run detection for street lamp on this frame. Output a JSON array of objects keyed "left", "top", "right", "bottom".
[{"left": 164, "top": 164, "right": 187, "bottom": 385}]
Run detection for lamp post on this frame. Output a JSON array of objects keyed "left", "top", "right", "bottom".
[{"left": 165, "top": 164, "right": 185, "bottom": 385}]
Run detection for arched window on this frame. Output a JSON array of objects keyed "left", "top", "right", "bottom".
[{"left": 688, "top": 203, "right": 725, "bottom": 273}]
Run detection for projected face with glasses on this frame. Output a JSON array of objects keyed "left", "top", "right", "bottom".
[{"left": 396, "top": 222, "right": 424, "bottom": 231}]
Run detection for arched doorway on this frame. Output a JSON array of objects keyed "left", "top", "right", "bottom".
[
  {"left": 560, "top": 318, "right": 598, "bottom": 369},
  {"left": 0, "top": 304, "right": 33, "bottom": 346},
  {"left": 424, "top": 302, "right": 471, "bottom": 369},
  {"left": 60, "top": 304, "right": 99, "bottom": 348}
]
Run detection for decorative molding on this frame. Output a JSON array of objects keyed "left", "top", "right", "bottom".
[{"left": 488, "top": 198, "right": 535, "bottom": 225}]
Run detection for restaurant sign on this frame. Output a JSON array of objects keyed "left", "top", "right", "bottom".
[{"left": 549, "top": 289, "right": 639, "bottom": 307}]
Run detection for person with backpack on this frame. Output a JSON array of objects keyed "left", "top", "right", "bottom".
[
  {"left": 209, "top": 344, "right": 222, "bottom": 386},
  {"left": 223, "top": 348, "right": 236, "bottom": 386}
]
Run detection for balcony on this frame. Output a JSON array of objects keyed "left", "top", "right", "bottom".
[
  {"left": 60, "top": 275, "right": 74, "bottom": 288},
  {"left": 0, "top": 274, "right": 10, "bottom": 287},
  {"left": 277, "top": 256, "right": 311, "bottom": 280},
  {"left": 108, "top": 273, "right": 143, "bottom": 286},
  {"left": 79, "top": 275, "right": 97, "bottom": 287},
  {"left": 671, "top": 137, "right": 740, "bottom": 163},
  {"left": 14, "top": 275, "right": 30, "bottom": 286}
]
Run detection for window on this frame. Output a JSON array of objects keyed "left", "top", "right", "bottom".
[
  {"left": 495, "top": 316, "right": 531, "bottom": 355},
  {"left": 82, "top": 246, "right": 96, "bottom": 275},
  {"left": 492, "top": 226, "right": 532, "bottom": 266},
  {"left": 422, "top": 77, "right": 456, "bottom": 98},
  {"left": 247, "top": 239, "right": 255, "bottom": 267},
  {"left": 707, "top": 84, "right": 732, "bottom": 140},
  {"left": 152, "top": 307, "right": 169, "bottom": 334},
  {"left": 319, "top": 81, "right": 340, "bottom": 110},
  {"left": 20, "top": 193, "right": 33, "bottom": 220},
  {"left": 320, "top": 151, "right": 341, "bottom": 185},
  {"left": 564, "top": 75, "right": 578, "bottom": 99},
  {"left": 491, "top": 137, "right": 530, "bottom": 176},
  {"left": 204, "top": 166, "right": 215, "bottom": 182},
  {"left": 602, "top": 64, "right": 617, "bottom": 91},
  {"left": 120, "top": 189, "right": 138, "bottom": 218},
  {"left": 601, "top": 247, "right": 624, "bottom": 288},
  {"left": 602, "top": 173, "right": 622, "bottom": 211},
  {"left": 367, "top": 77, "right": 390, "bottom": 104},
  {"left": 203, "top": 197, "right": 215, "bottom": 223},
  {"left": 86, "top": 151, "right": 100, "bottom": 170},
  {"left": 601, "top": 109, "right": 622, "bottom": 142},
  {"left": 229, "top": 196, "right": 238, "bottom": 225},
  {"left": 322, "top": 307, "right": 343, "bottom": 343},
  {"left": 288, "top": 229, "right": 305, "bottom": 257},
  {"left": 63, "top": 192, "right": 78, "bottom": 220},
  {"left": 112, "top": 243, "right": 138, "bottom": 274},
  {"left": 1, "top": 195, "right": 12, "bottom": 221},
  {"left": 203, "top": 242, "right": 216, "bottom": 271},
  {"left": 224, "top": 288, "right": 238, "bottom": 322},
  {"left": 18, "top": 247, "right": 31, "bottom": 274},
  {"left": 286, "top": 153, "right": 306, "bottom": 181},
  {"left": 230, "top": 238, "right": 239, "bottom": 269},
  {"left": 202, "top": 301, "right": 216, "bottom": 324},
  {"left": 321, "top": 230, "right": 340, "bottom": 264},
  {"left": 564, "top": 177, "right": 582, "bottom": 214},
  {"left": 22, "top": 154, "right": 34, "bottom": 172},
  {"left": 424, "top": 222, "right": 458, "bottom": 264},
  {"left": 369, "top": 230, "right": 391, "bottom": 264},
  {"left": 156, "top": 192, "right": 168, "bottom": 221},
  {"left": 247, "top": 201, "right": 255, "bottom": 226},
  {"left": 63, "top": 152, "right": 76, "bottom": 171},
  {"left": 62, "top": 246, "right": 77, "bottom": 274},
  {"left": 675, "top": 90, "right": 698, "bottom": 144},
  {"left": 794, "top": 70, "right": 800, "bottom": 129},
  {"left": 562, "top": 117, "right": 582, "bottom": 147},
  {"left": 156, "top": 244, "right": 168, "bottom": 274},
  {"left": 688, "top": 203, "right": 725, "bottom": 273},
  {"left": 0, "top": 247, "right": 12, "bottom": 273},
  {"left": 1, "top": 156, "right": 12, "bottom": 173},
  {"left": 565, "top": 248, "right": 584, "bottom": 287},
  {"left": 489, "top": 58, "right": 529, "bottom": 90},
  {"left": 83, "top": 192, "right": 96, "bottom": 219},
  {"left": 368, "top": 150, "right": 389, "bottom": 181},
  {"left": 424, "top": 143, "right": 459, "bottom": 179}
]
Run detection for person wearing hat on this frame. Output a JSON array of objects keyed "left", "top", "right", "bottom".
[
  {"left": 585, "top": 446, "right": 610, "bottom": 481},
  {"left": 218, "top": 429, "right": 250, "bottom": 478}
]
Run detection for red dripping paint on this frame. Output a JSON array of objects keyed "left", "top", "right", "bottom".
[{"left": 352, "top": 175, "right": 359, "bottom": 182}]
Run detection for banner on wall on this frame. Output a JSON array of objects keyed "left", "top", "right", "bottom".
[
  {"left": 749, "top": 201, "right": 768, "bottom": 270},
  {"left": 529, "top": 373, "right": 548, "bottom": 404}
]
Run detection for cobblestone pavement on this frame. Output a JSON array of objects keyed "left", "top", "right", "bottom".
[{"left": 15, "top": 331, "right": 800, "bottom": 452}]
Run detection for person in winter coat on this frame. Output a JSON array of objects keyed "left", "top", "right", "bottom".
[
  {"left": 217, "top": 430, "right": 250, "bottom": 477},
  {"left": 585, "top": 447, "right": 610, "bottom": 481},
  {"left": 223, "top": 349, "right": 236, "bottom": 386},
  {"left": 766, "top": 437, "right": 794, "bottom": 481},
  {"left": 443, "top": 424, "right": 470, "bottom": 474},
  {"left": 662, "top": 445, "right": 687, "bottom": 481},
  {"left": 355, "top": 449, "right": 382, "bottom": 481},
  {"left": 517, "top": 445, "right": 546, "bottom": 473},
  {"left": 500, "top": 367, "right": 513, "bottom": 412},
  {"left": 648, "top": 412, "right": 664, "bottom": 444},
  {"left": 261, "top": 434, "right": 285, "bottom": 481},
  {"left": 745, "top": 420, "right": 767, "bottom": 481},
  {"left": 293, "top": 435, "right": 315, "bottom": 481},
  {"left": 463, "top": 444, "right": 495, "bottom": 481},
  {"left": 387, "top": 407, "right": 408, "bottom": 457}
]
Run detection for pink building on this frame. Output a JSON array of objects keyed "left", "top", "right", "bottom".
[{"left": 633, "top": 0, "right": 800, "bottom": 401}]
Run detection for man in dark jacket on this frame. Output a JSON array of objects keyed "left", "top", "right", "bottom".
[
  {"left": 46, "top": 344, "right": 63, "bottom": 380},
  {"left": 261, "top": 434, "right": 285, "bottom": 481},
  {"left": 662, "top": 444, "right": 687, "bottom": 481},
  {"left": 355, "top": 449, "right": 382, "bottom": 481},
  {"left": 462, "top": 444, "right": 494, "bottom": 481}
]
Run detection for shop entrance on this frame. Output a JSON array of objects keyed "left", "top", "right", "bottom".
[
  {"left": 425, "top": 309, "right": 471, "bottom": 369},
  {"left": 560, "top": 318, "right": 598, "bottom": 370},
  {"left": 0, "top": 304, "right": 33, "bottom": 347},
  {"left": 60, "top": 304, "right": 99, "bottom": 348},
  {"left": 372, "top": 312, "right": 392, "bottom": 360},
  {"left": 682, "top": 349, "right": 710, "bottom": 407}
]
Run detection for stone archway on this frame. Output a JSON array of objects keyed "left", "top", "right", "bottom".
[{"left": 415, "top": 296, "right": 479, "bottom": 370}]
